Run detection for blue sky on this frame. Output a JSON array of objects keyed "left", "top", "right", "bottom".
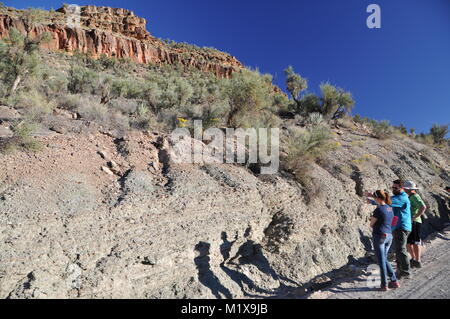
[{"left": 5, "top": 0, "right": 450, "bottom": 135}]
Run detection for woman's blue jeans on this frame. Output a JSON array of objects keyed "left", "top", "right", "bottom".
[{"left": 373, "top": 233, "right": 397, "bottom": 287}]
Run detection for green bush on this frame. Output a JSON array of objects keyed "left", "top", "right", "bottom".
[
  {"left": 110, "top": 78, "right": 146, "bottom": 100},
  {"left": 284, "top": 125, "right": 333, "bottom": 164},
  {"left": 307, "top": 112, "right": 324, "bottom": 126},
  {"left": 282, "top": 125, "right": 333, "bottom": 200},
  {"left": 397, "top": 124, "right": 408, "bottom": 135},
  {"left": 68, "top": 65, "right": 99, "bottom": 94},
  {"left": 71, "top": 96, "right": 130, "bottom": 131},
  {"left": 224, "top": 69, "right": 281, "bottom": 128},
  {"left": 429, "top": 124, "right": 448, "bottom": 145},
  {"left": 416, "top": 133, "right": 434, "bottom": 146},
  {"left": 109, "top": 98, "right": 140, "bottom": 115},
  {"left": 353, "top": 114, "right": 362, "bottom": 123},
  {"left": 76, "top": 99, "right": 109, "bottom": 123},
  {"left": 284, "top": 65, "right": 308, "bottom": 112},
  {"left": 0, "top": 120, "right": 42, "bottom": 153},
  {"left": 284, "top": 67, "right": 354, "bottom": 120},
  {"left": 130, "top": 103, "right": 153, "bottom": 130},
  {"left": 8, "top": 89, "right": 56, "bottom": 122},
  {"left": 319, "top": 83, "right": 354, "bottom": 120},
  {"left": 158, "top": 76, "right": 194, "bottom": 109},
  {"left": 58, "top": 93, "right": 83, "bottom": 110},
  {"left": 371, "top": 120, "right": 394, "bottom": 140},
  {"left": 39, "top": 70, "right": 68, "bottom": 98},
  {"left": 0, "top": 28, "right": 42, "bottom": 96}
]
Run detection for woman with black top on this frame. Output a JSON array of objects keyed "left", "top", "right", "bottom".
[{"left": 369, "top": 190, "right": 401, "bottom": 291}]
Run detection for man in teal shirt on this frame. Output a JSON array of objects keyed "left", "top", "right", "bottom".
[{"left": 391, "top": 179, "right": 412, "bottom": 279}]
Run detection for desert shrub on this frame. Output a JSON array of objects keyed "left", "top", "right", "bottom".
[
  {"left": 0, "top": 119, "right": 42, "bottom": 153},
  {"left": 96, "top": 54, "right": 120, "bottom": 71},
  {"left": 76, "top": 99, "right": 109, "bottom": 123},
  {"left": 79, "top": 52, "right": 135, "bottom": 74},
  {"left": 18, "top": 8, "right": 52, "bottom": 32},
  {"left": 0, "top": 80, "right": 7, "bottom": 98},
  {"left": 157, "top": 76, "right": 194, "bottom": 110},
  {"left": 110, "top": 78, "right": 146, "bottom": 100},
  {"left": 8, "top": 89, "right": 56, "bottom": 121},
  {"left": 371, "top": 120, "right": 394, "bottom": 139},
  {"left": 0, "top": 28, "right": 49, "bottom": 96},
  {"left": 335, "top": 115, "right": 357, "bottom": 129},
  {"left": 39, "top": 69, "right": 68, "bottom": 98},
  {"left": 67, "top": 65, "right": 99, "bottom": 94},
  {"left": 308, "top": 112, "right": 324, "bottom": 126},
  {"left": 319, "top": 83, "right": 355, "bottom": 120},
  {"left": 285, "top": 126, "right": 333, "bottom": 163},
  {"left": 129, "top": 103, "right": 153, "bottom": 130},
  {"left": 429, "top": 124, "right": 448, "bottom": 145},
  {"left": 284, "top": 67, "right": 354, "bottom": 120},
  {"left": 172, "top": 71, "right": 230, "bottom": 129},
  {"left": 273, "top": 93, "right": 291, "bottom": 114},
  {"left": 233, "top": 108, "right": 281, "bottom": 130},
  {"left": 416, "top": 133, "right": 434, "bottom": 146},
  {"left": 353, "top": 114, "right": 362, "bottom": 123},
  {"left": 178, "top": 102, "right": 226, "bottom": 130},
  {"left": 153, "top": 108, "right": 181, "bottom": 131},
  {"left": 282, "top": 125, "right": 333, "bottom": 200},
  {"left": 113, "top": 58, "right": 135, "bottom": 73},
  {"left": 58, "top": 93, "right": 84, "bottom": 110},
  {"left": 284, "top": 65, "right": 308, "bottom": 113},
  {"left": 224, "top": 69, "right": 281, "bottom": 128},
  {"left": 109, "top": 98, "right": 140, "bottom": 115},
  {"left": 354, "top": 115, "right": 377, "bottom": 127},
  {"left": 160, "top": 39, "right": 231, "bottom": 57},
  {"left": 397, "top": 124, "right": 408, "bottom": 135},
  {"left": 67, "top": 95, "right": 130, "bottom": 131},
  {"left": 352, "top": 154, "right": 376, "bottom": 166},
  {"left": 351, "top": 139, "right": 366, "bottom": 147},
  {"left": 283, "top": 126, "right": 332, "bottom": 179}
]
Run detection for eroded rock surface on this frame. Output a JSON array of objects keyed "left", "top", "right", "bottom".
[
  {"left": 0, "top": 125, "right": 448, "bottom": 299},
  {"left": 0, "top": 6, "right": 243, "bottom": 78}
]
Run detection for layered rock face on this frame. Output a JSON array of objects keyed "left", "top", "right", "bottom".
[
  {"left": 0, "top": 6, "right": 243, "bottom": 78},
  {"left": 0, "top": 124, "right": 448, "bottom": 298}
]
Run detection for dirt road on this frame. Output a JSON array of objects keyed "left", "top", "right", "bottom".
[{"left": 309, "top": 227, "right": 450, "bottom": 299}]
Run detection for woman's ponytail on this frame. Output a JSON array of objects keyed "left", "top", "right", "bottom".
[
  {"left": 374, "top": 190, "right": 392, "bottom": 205},
  {"left": 383, "top": 191, "right": 392, "bottom": 205}
]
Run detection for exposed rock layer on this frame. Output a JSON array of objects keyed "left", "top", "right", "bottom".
[
  {"left": 0, "top": 6, "right": 243, "bottom": 78},
  {"left": 0, "top": 121, "right": 448, "bottom": 298}
]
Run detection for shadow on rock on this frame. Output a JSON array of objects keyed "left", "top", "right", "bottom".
[
  {"left": 359, "top": 229, "right": 373, "bottom": 252},
  {"left": 194, "top": 241, "right": 232, "bottom": 299},
  {"left": 219, "top": 232, "right": 300, "bottom": 298}
]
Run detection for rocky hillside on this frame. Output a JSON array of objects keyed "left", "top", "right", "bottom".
[
  {"left": 0, "top": 109, "right": 448, "bottom": 298},
  {"left": 0, "top": 5, "right": 243, "bottom": 78},
  {"left": 0, "top": 4, "right": 448, "bottom": 300}
]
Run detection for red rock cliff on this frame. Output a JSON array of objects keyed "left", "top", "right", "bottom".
[{"left": 0, "top": 5, "right": 243, "bottom": 78}]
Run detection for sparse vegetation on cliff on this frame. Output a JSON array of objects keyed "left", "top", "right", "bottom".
[
  {"left": 0, "top": 5, "right": 447, "bottom": 165},
  {"left": 284, "top": 66, "right": 354, "bottom": 120},
  {"left": 282, "top": 125, "right": 335, "bottom": 199},
  {"left": 0, "top": 31, "right": 286, "bottom": 140}
]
